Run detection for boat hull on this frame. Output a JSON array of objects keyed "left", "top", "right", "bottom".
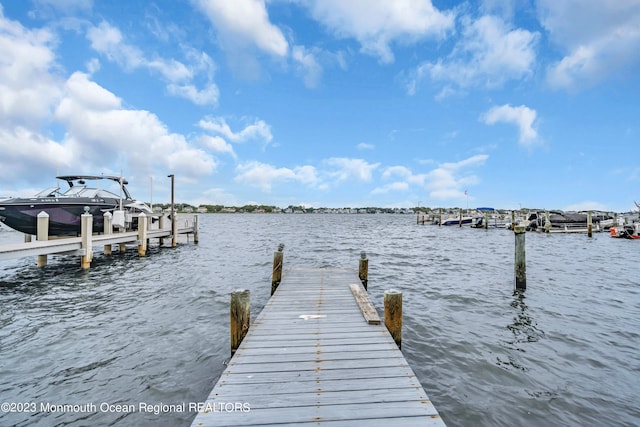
[
  {"left": 609, "top": 225, "right": 640, "bottom": 239},
  {"left": 0, "top": 199, "right": 119, "bottom": 235}
]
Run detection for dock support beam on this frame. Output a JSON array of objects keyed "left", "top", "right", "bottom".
[
  {"left": 384, "top": 289, "right": 402, "bottom": 349},
  {"left": 81, "top": 211, "right": 93, "bottom": 269},
  {"left": 36, "top": 211, "right": 49, "bottom": 267},
  {"left": 137, "top": 213, "right": 148, "bottom": 256},
  {"left": 271, "top": 243, "right": 284, "bottom": 295},
  {"left": 514, "top": 225, "right": 526, "bottom": 290},
  {"left": 358, "top": 251, "right": 368, "bottom": 290},
  {"left": 230, "top": 289, "right": 250, "bottom": 356},
  {"left": 103, "top": 212, "right": 113, "bottom": 255}
]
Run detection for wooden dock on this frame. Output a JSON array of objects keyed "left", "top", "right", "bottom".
[
  {"left": 191, "top": 266, "right": 445, "bottom": 426},
  {"left": 0, "top": 213, "right": 198, "bottom": 267}
]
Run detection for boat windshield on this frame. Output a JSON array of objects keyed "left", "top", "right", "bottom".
[
  {"left": 62, "top": 187, "right": 119, "bottom": 198},
  {"left": 34, "top": 187, "right": 62, "bottom": 197}
]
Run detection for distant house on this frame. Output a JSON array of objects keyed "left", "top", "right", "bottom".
[{"left": 197, "top": 206, "right": 208, "bottom": 213}]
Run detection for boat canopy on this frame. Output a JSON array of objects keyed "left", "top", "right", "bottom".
[
  {"left": 476, "top": 207, "right": 495, "bottom": 212},
  {"left": 56, "top": 175, "right": 129, "bottom": 185}
]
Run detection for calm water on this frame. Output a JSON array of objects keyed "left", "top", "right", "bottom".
[{"left": 0, "top": 215, "right": 638, "bottom": 426}]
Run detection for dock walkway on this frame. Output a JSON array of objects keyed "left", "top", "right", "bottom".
[{"left": 192, "top": 267, "right": 445, "bottom": 426}]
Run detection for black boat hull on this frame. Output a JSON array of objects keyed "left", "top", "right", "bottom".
[{"left": 0, "top": 200, "right": 119, "bottom": 235}]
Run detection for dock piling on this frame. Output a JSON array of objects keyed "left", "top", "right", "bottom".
[
  {"left": 271, "top": 243, "right": 284, "bottom": 295},
  {"left": 544, "top": 211, "right": 550, "bottom": 233},
  {"left": 103, "top": 212, "right": 113, "bottom": 255},
  {"left": 587, "top": 211, "right": 593, "bottom": 237},
  {"left": 384, "top": 289, "right": 403, "bottom": 349},
  {"left": 230, "top": 289, "right": 250, "bottom": 356},
  {"left": 358, "top": 251, "right": 368, "bottom": 290},
  {"left": 137, "top": 213, "right": 148, "bottom": 256},
  {"left": 514, "top": 225, "right": 526, "bottom": 290},
  {"left": 36, "top": 211, "right": 49, "bottom": 267},
  {"left": 80, "top": 211, "right": 93, "bottom": 269}
]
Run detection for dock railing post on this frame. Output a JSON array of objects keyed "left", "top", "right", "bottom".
[
  {"left": 358, "top": 251, "right": 368, "bottom": 290},
  {"left": 36, "top": 211, "right": 49, "bottom": 267},
  {"left": 514, "top": 225, "right": 526, "bottom": 290},
  {"left": 271, "top": 243, "right": 284, "bottom": 295},
  {"left": 230, "top": 289, "right": 250, "bottom": 356},
  {"left": 384, "top": 289, "right": 402, "bottom": 349},
  {"left": 137, "top": 213, "right": 148, "bottom": 256},
  {"left": 81, "top": 209, "right": 93, "bottom": 269},
  {"left": 103, "top": 212, "right": 113, "bottom": 256}
]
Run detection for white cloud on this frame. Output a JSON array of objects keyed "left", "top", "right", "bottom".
[
  {"left": 54, "top": 72, "right": 216, "bottom": 180},
  {"left": 371, "top": 181, "right": 409, "bottom": 194},
  {"left": 538, "top": 0, "right": 640, "bottom": 90},
  {"left": 407, "top": 14, "right": 538, "bottom": 95},
  {"left": 304, "top": 0, "right": 454, "bottom": 63},
  {"left": 193, "top": 0, "right": 288, "bottom": 57},
  {"left": 199, "top": 135, "right": 236, "bottom": 158},
  {"left": 0, "top": 8, "right": 62, "bottom": 129},
  {"left": 481, "top": 104, "right": 539, "bottom": 146},
  {"left": 356, "top": 142, "right": 374, "bottom": 150},
  {"left": 234, "top": 161, "right": 318, "bottom": 191},
  {"left": 425, "top": 155, "right": 488, "bottom": 200},
  {"left": 292, "top": 45, "right": 323, "bottom": 88},
  {"left": 87, "top": 21, "right": 219, "bottom": 105},
  {"left": 198, "top": 116, "right": 273, "bottom": 145},
  {"left": 325, "top": 157, "right": 380, "bottom": 182}
]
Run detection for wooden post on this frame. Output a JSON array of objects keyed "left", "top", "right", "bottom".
[
  {"left": 193, "top": 214, "right": 199, "bottom": 244},
  {"left": 439, "top": 209, "right": 442, "bottom": 226},
  {"left": 36, "top": 211, "right": 49, "bottom": 267},
  {"left": 24, "top": 234, "right": 32, "bottom": 243},
  {"left": 484, "top": 210, "right": 489, "bottom": 229},
  {"left": 544, "top": 211, "right": 550, "bottom": 233},
  {"left": 587, "top": 211, "right": 593, "bottom": 237},
  {"left": 230, "top": 289, "right": 250, "bottom": 356},
  {"left": 168, "top": 174, "right": 177, "bottom": 247},
  {"left": 103, "top": 212, "right": 113, "bottom": 256},
  {"left": 514, "top": 225, "right": 526, "bottom": 290},
  {"left": 171, "top": 212, "right": 178, "bottom": 247},
  {"left": 459, "top": 209, "right": 463, "bottom": 227},
  {"left": 271, "top": 243, "right": 284, "bottom": 295},
  {"left": 158, "top": 213, "right": 165, "bottom": 246},
  {"left": 384, "top": 289, "right": 402, "bottom": 349},
  {"left": 81, "top": 210, "right": 93, "bottom": 269},
  {"left": 137, "top": 212, "right": 148, "bottom": 256},
  {"left": 358, "top": 251, "right": 368, "bottom": 290}
]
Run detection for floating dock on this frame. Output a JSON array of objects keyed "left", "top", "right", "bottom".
[{"left": 191, "top": 262, "right": 445, "bottom": 426}]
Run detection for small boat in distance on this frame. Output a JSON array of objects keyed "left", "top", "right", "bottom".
[
  {"left": 0, "top": 175, "right": 153, "bottom": 236},
  {"left": 610, "top": 223, "right": 640, "bottom": 239}
]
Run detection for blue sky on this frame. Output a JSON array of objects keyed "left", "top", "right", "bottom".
[{"left": 0, "top": 1, "right": 639, "bottom": 212}]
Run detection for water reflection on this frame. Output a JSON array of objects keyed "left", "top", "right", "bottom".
[{"left": 497, "top": 290, "right": 546, "bottom": 371}]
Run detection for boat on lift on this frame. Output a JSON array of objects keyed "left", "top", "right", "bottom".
[{"left": 0, "top": 175, "right": 153, "bottom": 236}]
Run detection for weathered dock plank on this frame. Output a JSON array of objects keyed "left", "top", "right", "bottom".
[{"left": 191, "top": 267, "right": 445, "bottom": 426}]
